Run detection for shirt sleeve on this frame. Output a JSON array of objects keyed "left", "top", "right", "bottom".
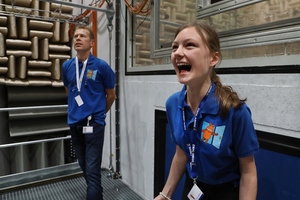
[
  {"left": 232, "top": 104, "right": 259, "bottom": 158},
  {"left": 101, "top": 61, "right": 115, "bottom": 89},
  {"left": 62, "top": 60, "right": 68, "bottom": 87}
]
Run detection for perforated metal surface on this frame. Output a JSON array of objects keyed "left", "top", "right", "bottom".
[{"left": 0, "top": 170, "right": 145, "bottom": 200}]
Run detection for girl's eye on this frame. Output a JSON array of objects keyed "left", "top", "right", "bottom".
[
  {"left": 171, "top": 45, "right": 178, "bottom": 50},
  {"left": 186, "top": 42, "right": 194, "bottom": 47}
]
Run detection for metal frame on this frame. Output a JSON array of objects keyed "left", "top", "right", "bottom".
[
  {"left": 0, "top": 162, "right": 82, "bottom": 191},
  {"left": 220, "top": 18, "right": 300, "bottom": 50},
  {"left": 151, "top": 0, "right": 265, "bottom": 59},
  {"left": 128, "top": 0, "right": 300, "bottom": 71},
  {"left": 196, "top": 0, "right": 264, "bottom": 19},
  {"left": 0, "top": 105, "right": 67, "bottom": 112},
  {"left": 0, "top": 104, "right": 69, "bottom": 147},
  {"left": 0, "top": 0, "right": 115, "bottom": 24},
  {"left": 0, "top": 136, "right": 71, "bottom": 148},
  {"left": 150, "top": 0, "right": 179, "bottom": 59},
  {"left": 0, "top": 104, "right": 76, "bottom": 187},
  {"left": 39, "top": 0, "right": 114, "bottom": 15}
]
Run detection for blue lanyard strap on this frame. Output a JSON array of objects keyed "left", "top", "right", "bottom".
[
  {"left": 182, "top": 83, "right": 212, "bottom": 181},
  {"left": 182, "top": 107, "right": 199, "bottom": 180}
]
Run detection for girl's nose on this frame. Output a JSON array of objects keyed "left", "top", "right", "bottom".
[{"left": 173, "top": 47, "right": 184, "bottom": 57}]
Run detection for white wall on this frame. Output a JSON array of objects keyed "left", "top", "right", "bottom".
[
  {"left": 221, "top": 74, "right": 300, "bottom": 138},
  {"left": 118, "top": 74, "right": 181, "bottom": 199}
]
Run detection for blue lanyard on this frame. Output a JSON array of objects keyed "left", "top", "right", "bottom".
[
  {"left": 75, "top": 56, "right": 88, "bottom": 94},
  {"left": 182, "top": 107, "right": 200, "bottom": 181},
  {"left": 182, "top": 84, "right": 212, "bottom": 181}
]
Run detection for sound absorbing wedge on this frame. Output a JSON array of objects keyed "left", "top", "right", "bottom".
[
  {"left": 0, "top": 67, "right": 8, "bottom": 74},
  {"left": 0, "top": 27, "right": 8, "bottom": 36},
  {"left": 3, "top": 77, "right": 30, "bottom": 86},
  {"left": 48, "top": 54, "right": 71, "bottom": 60},
  {"left": 7, "top": 55, "right": 15, "bottom": 78},
  {"left": 29, "top": 30, "right": 53, "bottom": 39},
  {"left": 17, "top": 56, "right": 27, "bottom": 79},
  {"left": 0, "top": 44, "right": 8, "bottom": 74},
  {"left": 39, "top": 38, "right": 49, "bottom": 60},
  {"left": 50, "top": 3, "right": 73, "bottom": 13},
  {"left": 6, "top": 39, "right": 31, "bottom": 49},
  {"left": 28, "top": 60, "right": 52, "bottom": 68},
  {"left": 8, "top": 15, "right": 17, "bottom": 38},
  {"left": 60, "top": 22, "right": 69, "bottom": 43},
  {"left": 31, "top": 0, "right": 39, "bottom": 16},
  {"left": 0, "top": 56, "right": 8, "bottom": 64},
  {"left": 40, "top": 1, "right": 50, "bottom": 18},
  {"left": 49, "top": 58, "right": 60, "bottom": 80},
  {"left": 51, "top": 21, "right": 60, "bottom": 42},
  {"left": 4, "top": 0, "right": 32, "bottom": 7},
  {"left": 0, "top": 16, "right": 7, "bottom": 25},
  {"left": 29, "top": 20, "right": 53, "bottom": 31},
  {"left": 27, "top": 69, "right": 51, "bottom": 77},
  {"left": 49, "top": 44, "right": 71, "bottom": 52},
  {"left": 51, "top": 80, "right": 63, "bottom": 87},
  {"left": 6, "top": 50, "right": 32, "bottom": 57},
  {"left": 28, "top": 77, "right": 52, "bottom": 86},
  {"left": 30, "top": 36, "right": 38, "bottom": 59},
  {"left": 0, "top": 32, "right": 5, "bottom": 56},
  {"left": 18, "top": 17, "right": 28, "bottom": 39},
  {"left": 5, "top": 6, "right": 32, "bottom": 14}
]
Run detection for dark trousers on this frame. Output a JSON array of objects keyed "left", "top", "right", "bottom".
[
  {"left": 181, "top": 177, "right": 239, "bottom": 200},
  {"left": 70, "top": 120, "right": 105, "bottom": 200}
]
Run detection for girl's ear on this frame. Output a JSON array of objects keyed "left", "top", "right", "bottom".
[{"left": 210, "top": 51, "right": 220, "bottom": 67}]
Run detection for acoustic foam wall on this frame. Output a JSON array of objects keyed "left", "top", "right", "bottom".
[{"left": 0, "top": 0, "right": 72, "bottom": 87}]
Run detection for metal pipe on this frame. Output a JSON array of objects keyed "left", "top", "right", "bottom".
[
  {"left": 107, "top": 1, "right": 115, "bottom": 177},
  {"left": 114, "top": 0, "right": 121, "bottom": 178},
  {"left": 0, "top": 105, "right": 67, "bottom": 112},
  {"left": 38, "top": 0, "right": 114, "bottom": 15},
  {"left": 0, "top": 136, "right": 71, "bottom": 148}
]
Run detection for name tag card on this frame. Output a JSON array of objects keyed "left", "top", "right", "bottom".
[
  {"left": 83, "top": 126, "right": 93, "bottom": 134},
  {"left": 75, "top": 95, "right": 84, "bottom": 106},
  {"left": 187, "top": 184, "right": 204, "bottom": 200}
]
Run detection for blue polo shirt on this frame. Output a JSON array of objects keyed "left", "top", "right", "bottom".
[
  {"left": 166, "top": 83, "right": 259, "bottom": 185},
  {"left": 62, "top": 54, "right": 115, "bottom": 126}
]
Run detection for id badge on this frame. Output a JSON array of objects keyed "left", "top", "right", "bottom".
[
  {"left": 75, "top": 95, "right": 84, "bottom": 106},
  {"left": 187, "top": 184, "right": 204, "bottom": 200},
  {"left": 83, "top": 126, "right": 93, "bottom": 134}
]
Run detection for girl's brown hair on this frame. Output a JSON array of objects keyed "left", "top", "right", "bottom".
[{"left": 174, "top": 21, "right": 246, "bottom": 117}]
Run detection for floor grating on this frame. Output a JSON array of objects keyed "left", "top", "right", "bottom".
[{"left": 0, "top": 169, "right": 145, "bottom": 200}]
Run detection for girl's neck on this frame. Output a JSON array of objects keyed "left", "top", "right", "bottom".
[{"left": 186, "top": 81, "right": 211, "bottom": 115}]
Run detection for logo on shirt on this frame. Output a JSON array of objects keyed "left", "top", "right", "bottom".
[
  {"left": 201, "top": 121, "right": 225, "bottom": 149},
  {"left": 86, "top": 69, "right": 97, "bottom": 80}
]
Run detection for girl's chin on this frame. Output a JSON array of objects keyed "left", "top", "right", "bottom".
[{"left": 177, "top": 77, "right": 190, "bottom": 84}]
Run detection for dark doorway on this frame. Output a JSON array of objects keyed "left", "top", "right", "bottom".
[{"left": 154, "top": 110, "right": 185, "bottom": 200}]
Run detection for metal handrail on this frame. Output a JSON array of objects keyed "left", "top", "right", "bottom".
[
  {"left": 0, "top": 105, "right": 67, "bottom": 112},
  {"left": 0, "top": 136, "right": 71, "bottom": 148},
  {"left": 0, "top": 104, "right": 70, "bottom": 148}
]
